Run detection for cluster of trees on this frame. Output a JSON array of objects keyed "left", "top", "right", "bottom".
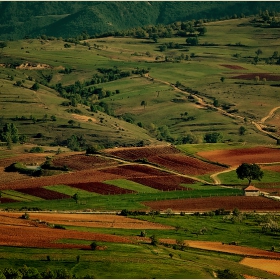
[{"left": 0, "top": 265, "right": 94, "bottom": 279}]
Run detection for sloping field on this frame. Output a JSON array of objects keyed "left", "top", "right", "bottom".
[
  {"left": 105, "top": 145, "right": 224, "bottom": 175},
  {"left": 17, "top": 188, "right": 71, "bottom": 200},
  {"left": 102, "top": 164, "right": 171, "bottom": 177},
  {"left": 68, "top": 182, "right": 135, "bottom": 195},
  {"left": 131, "top": 176, "right": 193, "bottom": 191},
  {"left": 104, "top": 145, "right": 180, "bottom": 160},
  {"left": 187, "top": 241, "right": 280, "bottom": 259},
  {"left": 0, "top": 212, "right": 173, "bottom": 230},
  {"left": 148, "top": 154, "right": 225, "bottom": 175},
  {"left": 0, "top": 224, "right": 132, "bottom": 249},
  {"left": 52, "top": 154, "right": 119, "bottom": 171},
  {"left": 0, "top": 169, "right": 120, "bottom": 190},
  {"left": 240, "top": 258, "right": 280, "bottom": 276},
  {"left": 197, "top": 147, "right": 280, "bottom": 166},
  {"left": 143, "top": 196, "right": 280, "bottom": 212}
]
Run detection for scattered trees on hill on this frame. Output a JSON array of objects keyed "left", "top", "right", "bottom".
[
  {"left": 204, "top": 132, "right": 223, "bottom": 143},
  {"left": 236, "top": 163, "right": 264, "bottom": 186},
  {"left": 0, "top": 123, "right": 19, "bottom": 146}
]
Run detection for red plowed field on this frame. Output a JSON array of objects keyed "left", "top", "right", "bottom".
[
  {"left": 17, "top": 188, "right": 71, "bottom": 200},
  {"left": 131, "top": 176, "right": 193, "bottom": 191},
  {"left": 68, "top": 182, "right": 135, "bottom": 195},
  {"left": 143, "top": 196, "right": 280, "bottom": 212},
  {"left": 148, "top": 154, "right": 225, "bottom": 175},
  {"left": 52, "top": 154, "right": 118, "bottom": 171},
  {"left": 0, "top": 169, "right": 119, "bottom": 190},
  {"left": 105, "top": 145, "right": 180, "bottom": 160},
  {"left": 103, "top": 164, "right": 170, "bottom": 177},
  {"left": 0, "top": 225, "right": 132, "bottom": 249},
  {"left": 197, "top": 147, "right": 280, "bottom": 166},
  {"left": 0, "top": 212, "right": 172, "bottom": 249},
  {"left": 232, "top": 73, "right": 280, "bottom": 81}
]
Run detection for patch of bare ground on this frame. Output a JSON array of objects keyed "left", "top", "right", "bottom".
[
  {"left": 71, "top": 113, "right": 96, "bottom": 123},
  {"left": 0, "top": 212, "right": 173, "bottom": 230},
  {"left": 240, "top": 258, "right": 280, "bottom": 276},
  {"left": 0, "top": 224, "right": 132, "bottom": 249},
  {"left": 197, "top": 146, "right": 280, "bottom": 166},
  {"left": 143, "top": 196, "right": 280, "bottom": 212},
  {"left": 0, "top": 169, "right": 120, "bottom": 190}
]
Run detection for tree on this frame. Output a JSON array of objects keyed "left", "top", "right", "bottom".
[
  {"left": 239, "top": 126, "right": 246, "bottom": 136},
  {"left": 0, "top": 123, "right": 19, "bottom": 143},
  {"left": 0, "top": 41, "right": 7, "bottom": 55},
  {"left": 141, "top": 100, "right": 147, "bottom": 109},
  {"left": 72, "top": 193, "right": 79, "bottom": 204},
  {"left": 186, "top": 37, "right": 198, "bottom": 46},
  {"left": 204, "top": 132, "right": 223, "bottom": 143},
  {"left": 236, "top": 163, "right": 264, "bottom": 186},
  {"left": 90, "top": 241, "right": 98, "bottom": 250},
  {"left": 31, "top": 82, "right": 40, "bottom": 91}
]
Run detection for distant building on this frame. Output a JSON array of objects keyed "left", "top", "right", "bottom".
[{"left": 244, "top": 185, "right": 260, "bottom": 196}]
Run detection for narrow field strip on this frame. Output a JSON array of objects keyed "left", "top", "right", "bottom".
[{"left": 104, "top": 179, "right": 160, "bottom": 193}]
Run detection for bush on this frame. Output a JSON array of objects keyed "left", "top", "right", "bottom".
[
  {"left": 29, "top": 146, "right": 44, "bottom": 153},
  {"left": 90, "top": 241, "right": 98, "bottom": 250}
]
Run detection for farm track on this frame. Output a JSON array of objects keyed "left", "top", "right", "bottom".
[{"left": 145, "top": 74, "right": 280, "bottom": 141}]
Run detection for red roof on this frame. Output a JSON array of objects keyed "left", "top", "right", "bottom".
[{"left": 244, "top": 185, "right": 260, "bottom": 191}]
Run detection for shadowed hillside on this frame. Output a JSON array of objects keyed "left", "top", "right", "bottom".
[{"left": 1, "top": 1, "right": 280, "bottom": 40}]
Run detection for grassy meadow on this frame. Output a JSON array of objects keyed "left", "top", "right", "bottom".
[{"left": 1, "top": 16, "right": 280, "bottom": 148}]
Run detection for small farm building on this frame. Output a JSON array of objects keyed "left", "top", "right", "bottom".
[{"left": 244, "top": 185, "right": 260, "bottom": 196}]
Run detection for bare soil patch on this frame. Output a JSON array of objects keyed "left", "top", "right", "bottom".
[
  {"left": 71, "top": 113, "right": 96, "bottom": 123},
  {"left": 52, "top": 154, "right": 119, "bottom": 171},
  {"left": 0, "top": 169, "right": 120, "bottom": 190},
  {"left": 148, "top": 154, "right": 225, "bottom": 175},
  {"left": 143, "top": 196, "right": 280, "bottom": 212},
  {"left": 0, "top": 224, "right": 132, "bottom": 249},
  {"left": 197, "top": 146, "right": 280, "bottom": 166},
  {"left": 240, "top": 258, "right": 280, "bottom": 276},
  {"left": 1, "top": 212, "right": 173, "bottom": 230}
]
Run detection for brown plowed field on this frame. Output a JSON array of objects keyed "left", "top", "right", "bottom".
[
  {"left": 17, "top": 187, "right": 71, "bottom": 200},
  {"left": 68, "top": 182, "right": 135, "bottom": 195},
  {"left": 104, "top": 145, "right": 180, "bottom": 160},
  {"left": 52, "top": 154, "right": 119, "bottom": 171},
  {"left": 0, "top": 212, "right": 172, "bottom": 249},
  {"left": 0, "top": 224, "right": 132, "bottom": 249},
  {"left": 197, "top": 146, "right": 280, "bottom": 166},
  {"left": 148, "top": 154, "right": 225, "bottom": 175},
  {"left": 240, "top": 258, "right": 280, "bottom": 276},
  {"left": 103, "top": 164, "right": 170, "bottom": 177},
  {"left": 0, "top": 212, "right": 173, "bottom": 230},
  {"left": 131, "top": 176, "right": 193, "bottom": 191},
  {"left": 262, "top": 164, "right": 280, "bottom": 172},
  {"left": 0, "top": 169, "right": 120, "bottom": 190},
  {"left": 143, "top": 196, "right": 280, "bottom": 212}
]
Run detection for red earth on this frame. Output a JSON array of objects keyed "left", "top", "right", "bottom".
[
  {"left": 197, "top": 146, "right": 280, "bottom": 167},
  {"left": 143, "top": 196, "right": 280, "bottom": 212}
]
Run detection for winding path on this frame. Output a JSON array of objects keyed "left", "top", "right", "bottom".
[{"left": 145, "top": 74, "right": 280, "bottom": 141}]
